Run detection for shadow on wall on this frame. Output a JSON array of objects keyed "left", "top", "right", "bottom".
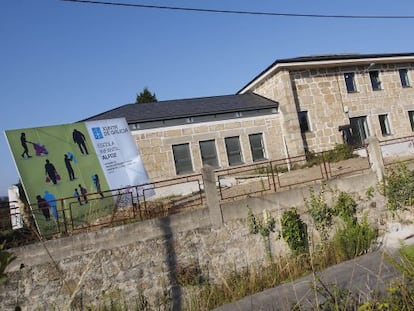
[{"left": 159, "top": 217, "right": 182, "bottom": 310}]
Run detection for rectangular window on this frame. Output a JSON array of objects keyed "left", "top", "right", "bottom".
[
  {"left": 298, "top": 111, "right": 310, "bottom": 132},
  {"left": 249, "top": 133, "right": 266, "bottom": 162},
  {"left": 199, "top": 140, "right": 219, "bottom": 168},
  {"left": 349, "top": 116, "right": 370, "bottom": 146},
  {"left": 225, "top": 136, "right": 243, "bottom": 166},
  {"left": 399, "top": 69, "right": 410, "bottom": 88},
  {"left": 369, "top": 71, "right": 382, "bottom": 90},
  {"left": 344, "top": 72, "right": 357, "bottom": 93},
  {"left": 408, "top": 111, "right": 414, "bottom": 131},
  {"left": 172, "top": 143, "right": 193, "bottom": 175},
  {"left": 378, "top": 114, "right": 391, "bottom": 136}
]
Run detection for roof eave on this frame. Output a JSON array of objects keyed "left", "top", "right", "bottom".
[
  {"left": 127, "top": 104, "right": 278, "bottom": 124},
  {"left": 238, "top": 54, "right": 414, "bottom": 94}
]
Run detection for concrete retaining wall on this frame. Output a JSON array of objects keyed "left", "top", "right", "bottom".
[{"left": 1, "top": 172, "right": 385, "bottom": 310}]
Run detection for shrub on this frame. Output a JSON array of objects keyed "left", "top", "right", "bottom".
[
  {"left": 382, "top": 163, "right": 414, "bottom": 211},
  {"left": 324, "top": 143, "right": 356, "bottom": 162},
  {"left": 281, "top": 208, "right": 309, "bottom": 255},
  {"left": 305, "top": 187, "right": 333, "bottom": 241},
  {"left": 333, "top": 191, "right": 357, "bottom": 223},
  {"left": 332, "top": 215, "right": 377, "bottom": 260},
  {"left": 305, "top": 144, "right": 356, "bottom": 168}
]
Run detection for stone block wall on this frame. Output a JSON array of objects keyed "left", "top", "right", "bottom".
[
  {"left": 133, "top": 115, "right": 285, "bottom": 181},
  {"left": 252, "top": 62, "right": 414, "bottom": 153},
  {"left": 1, "top": 171, "right": 385, "bottom": 310},
  {"left": 253, "top": 70, "right": 306, "bottom": 158}
]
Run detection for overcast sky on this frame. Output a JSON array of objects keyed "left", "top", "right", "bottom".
[{"left": 1, "top": 0, "right": 414, "bottom": 196}]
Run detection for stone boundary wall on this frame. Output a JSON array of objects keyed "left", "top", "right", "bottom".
[{"left": 1, "top": 172, "right": 383, "bottom": 310}]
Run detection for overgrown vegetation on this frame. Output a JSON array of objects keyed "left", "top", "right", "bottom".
[
  {"left": 280, "top": 208, "right": 309, "bottom": 255},
  {"left": 381, "top": 163, "right": 414, "bottom": 211},
  {"left": 247, "top": 208, "right": 276, "bottom": 237},
  {"left": 6, "top": 159, "right": 414, "bottom": 310},
  {"left": 332, "top": 215, "right": 377, "bottom": 260},
  {"left": 0, "top": 240, "right": 16, "bottom": 285},
  {"left": 305, "top": 143, "right": 356, "bottom": 168},
  {"left": 247, "top": 208, "right": 277, "bottom": 260},
  {"left": 305, "top": 186, "right": 333, "bottom": 241}
]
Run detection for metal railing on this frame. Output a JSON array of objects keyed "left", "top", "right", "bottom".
[
  {"left": 216, "top": 146, "right": 371, "bottom": 201},
  {"left": 26, "top": 173, "right": 204, "bottom": 238},
  {"left": 1, "top": 144, "right": 381, "bottom": 239}
]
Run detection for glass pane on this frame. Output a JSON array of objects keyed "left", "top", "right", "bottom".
[
  {"left": 379, "top": 114, "right": 391, "bottom": 135},
  {"left": 200, "top": 140, "right": 219, "bottom": 168},
  {"left": 350, "top": 116, "right": 369, "bottom": 146},
  {"left": 249, "top": 133, "right": 265, "bottom": 161},
  {"left": 400, "top": 69, "right": 410, "bottom": 87},
  {"left": 172, "top": 144, "right": 193, "bottom": 174},
  {"left": 344, "top": 73, "right": 356, "bottom": 93},
  {"left": 225, "top": 137, "right": 243, "bottom": 166},
  {"left": 409, "top": 111, "right": 414, "bottom": 131},
  {"left": 370, "top": 71, "right": 381, "bottom": 90},
  {"left": 298, "top": 111, "right": 309, "bottom": 132}
]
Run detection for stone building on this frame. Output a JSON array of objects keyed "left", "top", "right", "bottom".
[
  {"left": 239, "top": 52, "right": 414, "bottom": 153},
  {"left": 85, "top": 52, "right": 414, "bottom": 181}
]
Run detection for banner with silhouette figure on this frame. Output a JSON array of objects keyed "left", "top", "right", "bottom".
[{"left": 5, "top": 118, "right": 151, "bottom": 234}]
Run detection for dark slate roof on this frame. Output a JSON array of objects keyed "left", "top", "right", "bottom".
[
  {"left": 238, "top": 52, "right": 414, "bottom": 93},
  {"left": 82, "top": 93, "right": 278, "bottom": 123},
  {"left": 274, "top": 52, "right": 414, "bottom": 64}
]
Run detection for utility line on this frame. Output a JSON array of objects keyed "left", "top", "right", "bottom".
[{"left": 62, "top": 0, "right": 414, "bottom": 20}]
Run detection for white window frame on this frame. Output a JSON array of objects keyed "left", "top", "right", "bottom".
[
  {"left": 399, "top": 69, "right": 410, "bottom": 88},
  {"left": 378, "top": 114, "right": 391, "bottom": 136},
  {"left": 369, "top": 70, "right": 382, "bottom": 91},
  {"left": 344, "top": 72, "right": 357, "bottom": 93},
  {"left": 248, "top": 133, "right": 267, "bottom": 162},
  {"left": 199, "top": 139, "right": 220, "bottom": 168},
  {"left": 225, "top": 136, "right": 244, "bottom": 166},
  {"left": 172, "top": 143, "right": 194, "bottom": 175}
]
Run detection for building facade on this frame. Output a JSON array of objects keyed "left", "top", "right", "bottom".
[
  {"left": 239, "top": 53, "right": 414, "bottom": 154},
  {"left": 85, "top": 53, "right": 414, "bottom": 182}
]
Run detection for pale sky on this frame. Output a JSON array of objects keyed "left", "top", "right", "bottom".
[{"left": 1, "top": 0, "right": 414, "bottom": 196}]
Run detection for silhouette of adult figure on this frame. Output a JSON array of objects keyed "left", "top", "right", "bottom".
[
  {"left": 93, "top": 174, "right": 104, "bottom": 198},
  {"left": 20, "top": 132, "right": 32, "bottom": 158},
  {"left": 64, "top": 154, "right": 75, "bottom": 181},
  {"left": 44, "top": 190, "right": 58, "bottom": 220},
  {"left": 74, "top": 188, "right": 82, "bottom": 205},
  {"left": 45, "top": 159, "right": 58, "bottom": 185},
  {"left": 36, "top": 195, "right": 50, "bottom": 221},
  {"left": 72, "top": 129, "right": 88, "bottom": 155},
  {"left": 78, "top": 184, "right": 88, "bottom": 203}
]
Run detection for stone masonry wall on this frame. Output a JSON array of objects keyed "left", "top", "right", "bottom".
[
  {"left": 1, "top": 171, "right": 386, "bottom": 310},
  {"left": 291, "top": 64, "right": 414, "bottom": 152},
  {"left": 133, "top": 115, "right": 285, "bottom": 181},
  {"left": 252, "top": 63, "right": 414, "bottom": 153},
  {"left": 254, "top": 70, "right": 306, "bottom": 158}
]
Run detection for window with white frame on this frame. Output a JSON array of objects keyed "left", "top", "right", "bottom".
[
  {"left": 344, "top": 72, "right": 357, "bottom": 93},
  {"left": 349, "top": 116, "right": 370, "bottom": 146},
  {"left": 225, "top": 136, "right": 243, "bottom": 166},
  {"left": 199, "top": 140, "right": 219, "bottom": 168},
  {"left": 172, "top": 143, "right": 193, "bottom": 175},
  {"left": 369, "top": 71, "right": 382, "bottom": 91},
  {"left": 249, "top": 133, "right": 266, "bottom": 162},
  {"left": 399, "top": 69, "right": 410, "bottom": 88},
  {"left": 379, "top": 114, "right": 391, "bottom": 136}
]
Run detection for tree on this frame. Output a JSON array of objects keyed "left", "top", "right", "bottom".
[{"left": 135, "top": 87, "right": 157, "bottom": 104}]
